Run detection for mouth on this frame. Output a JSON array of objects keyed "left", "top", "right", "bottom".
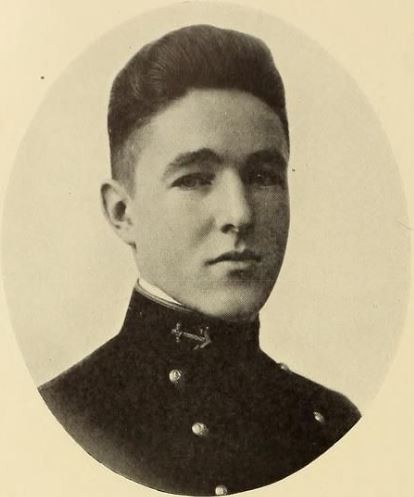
[{"left": 207, "top": 249, "right": 262, "bottom": 266}]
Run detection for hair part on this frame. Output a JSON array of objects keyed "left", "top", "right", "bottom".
[{"left": 108, "top": 24, "right": 289, "bottom": 189}]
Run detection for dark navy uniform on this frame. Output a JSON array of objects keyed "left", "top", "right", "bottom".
[{"left": 39, "top": 288, "right": 360, "bottom": 495}]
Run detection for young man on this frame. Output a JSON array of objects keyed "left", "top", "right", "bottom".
[{"left": 39, "top": 25, "right": 360, "bottom": 495}]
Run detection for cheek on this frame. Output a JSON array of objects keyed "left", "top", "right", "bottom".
[
  {"left": 133, "top": 188, "right": 213, "bottom": 257},
  {"left": 256, "top": 207, "right": 289, "bottom": 266},
  {"left": 275, "top": 200, "right": 290, "bottom": 231},
  {"left": 256, "top": 194, "right": 290, "bottom": 235},
  {"left": 163, "top": 195, "right": 213, "bottom": 243}
]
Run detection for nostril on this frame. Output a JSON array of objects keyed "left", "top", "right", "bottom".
[{"left": 221, "top": 220, "right": 252, "bottom": 236}]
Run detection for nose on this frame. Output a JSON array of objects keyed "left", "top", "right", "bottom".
[{"left": 215, "top": 171, "right": 253, "bottom": 235}]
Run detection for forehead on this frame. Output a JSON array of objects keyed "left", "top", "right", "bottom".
[{"left": 135, "top": 89, "right": 289, "bottom": 171}]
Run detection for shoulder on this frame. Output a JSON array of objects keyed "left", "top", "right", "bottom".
[
  {"left": 296, "top": 370, "right": 361, "bottom": 436},
  {"left": 259, "top": 352, "right": 361, "bottom": 440},
  {"left": 38, "top": 334, "right": 125, "bottom": 423}
]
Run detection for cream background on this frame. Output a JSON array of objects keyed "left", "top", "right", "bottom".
[{"left": 0, "top": 1, "right": 413, "bottom": 496}]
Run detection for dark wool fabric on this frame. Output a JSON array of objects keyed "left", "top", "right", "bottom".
[{"left": 39, "top": 289, "right": 360, "bottom": 495}]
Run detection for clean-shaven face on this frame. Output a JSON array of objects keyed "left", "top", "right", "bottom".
[{"left": 127, "top": 88, "right": 289, "bottom": 321}]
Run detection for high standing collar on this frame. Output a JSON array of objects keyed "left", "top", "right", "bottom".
[{"left": 120, "top": 288, "right": 260, "bottom": 355}]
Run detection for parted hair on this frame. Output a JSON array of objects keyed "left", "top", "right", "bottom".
[{"left": 108, "top": 24, "right": 289, "bottom": 186}]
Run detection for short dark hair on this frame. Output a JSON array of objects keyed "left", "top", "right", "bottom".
[{"left": 108, "top": 24, "right": 289, "bottom": 187}]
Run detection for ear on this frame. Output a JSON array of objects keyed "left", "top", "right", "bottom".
[{"left": 100, "top": 179, "right": 136, "bottom": 246}]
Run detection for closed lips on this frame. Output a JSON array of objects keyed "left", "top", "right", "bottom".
[{"left": 208, "top": 250, "right": 261, "bottom": 265}]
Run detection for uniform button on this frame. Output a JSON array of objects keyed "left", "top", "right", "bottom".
[
  {"left": 169, "top": 369, "right": 183, "bottom": 384},
  {"left": 279, "top": 362, "right": 290, "bottom": 372},
  {"left": 192, "top": 422, "right": 208, "bottom": 437},
  {"left": 313, "top": 411, "right": 325, "bottom": 424},
  {"left": 215, "top": 484, "right": 228, "bottom": 496}
]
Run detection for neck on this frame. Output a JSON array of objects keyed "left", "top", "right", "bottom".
[
  {"left": 136, "top": 279, "right": 258, "bottom": 324},
  {"left": 122, "top": 288, "right": 261, "bottom": 354}
]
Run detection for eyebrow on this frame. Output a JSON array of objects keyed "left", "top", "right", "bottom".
[
  {"left": 245, "top": 148, "right": 288, "bottom": 169},
  {"left": 163, "top": 146, "right": 287, "bottom": 180},
  {"left": 163, "top": 148, "right": 223, "bottom": 179}
]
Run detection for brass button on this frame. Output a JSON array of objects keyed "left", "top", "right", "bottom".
[
  {"left": 313, "top": 411, "right": 325, "bottom": 424},
  {"left": 279, "top": 362, "right": 290, "bottom": 372},
  {"left": 215, "top": 485, "right": 228, "bottom": 496},
  {"left": 192, "top": 422, "right": 208, "bottom": 437},
  {"left": 169, "top": 369, "right": 183, "bottom": 384}
]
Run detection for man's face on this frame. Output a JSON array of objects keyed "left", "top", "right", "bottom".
[{"left": 127, "top": 89, "right": 289, "bottom": 321}]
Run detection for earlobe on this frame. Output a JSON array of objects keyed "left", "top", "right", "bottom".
[{"left": 100, "top": 180, "right": 136, "bottom": 245}]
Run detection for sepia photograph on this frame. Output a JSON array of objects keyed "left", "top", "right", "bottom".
[
  {"left": 38, "top": 23, "right": 361, "bottom": 494},
  {"left": 0, "top": 1, "right": 412, "bottom": 497}
]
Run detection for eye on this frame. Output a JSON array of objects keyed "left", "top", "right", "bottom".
[
  {"left": 245, "top": 167, "right": 285, "bottom": 188},
  {"left": 171, "top": 173, "right": 214, "bottom": 190}
]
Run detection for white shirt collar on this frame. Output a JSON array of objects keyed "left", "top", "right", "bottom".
[{"left": 138, "top": 278, "right": 182, "bottom": 306}]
